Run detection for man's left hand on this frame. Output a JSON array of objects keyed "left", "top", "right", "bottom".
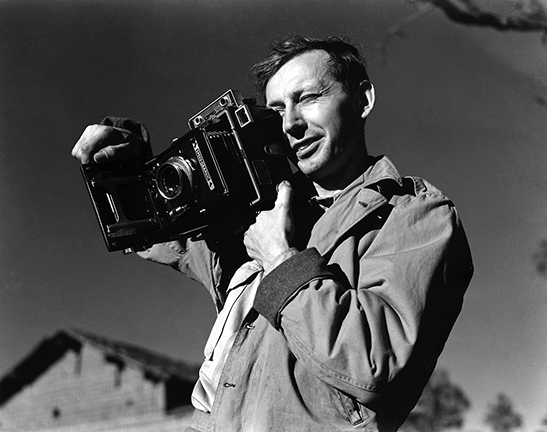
[{"left": 244, "top": 181, "right": 295, "bottom": 271}]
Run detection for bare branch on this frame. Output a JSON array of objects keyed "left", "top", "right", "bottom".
[
  {"left": 381, "top": 0, "right": 547, "bottom": 64},
  {"left": 380, "top": 3, "right": 435, "bottom": 63},
  {"left": 424, "top": 0, "right": 547, "bottom": 33}
]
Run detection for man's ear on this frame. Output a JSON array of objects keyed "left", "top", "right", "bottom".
[{"left": 358, "top": 81, "right": 375, "bottom": 119}]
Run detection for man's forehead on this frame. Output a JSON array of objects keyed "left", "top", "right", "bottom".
[{"left": 265, "top": 50, "right": 334, "bottom": 102}]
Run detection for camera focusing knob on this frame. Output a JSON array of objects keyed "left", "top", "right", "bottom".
[{"left": 168, "top": 204, "right": 191, "bottom": 220}]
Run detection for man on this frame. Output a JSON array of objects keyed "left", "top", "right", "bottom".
[{"left": 72, "top": 35, "right": 473, "bottom": 431}]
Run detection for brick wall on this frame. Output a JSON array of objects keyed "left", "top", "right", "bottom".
[{"left": 0, "top": 344, "right": 166, "bottom": 431}]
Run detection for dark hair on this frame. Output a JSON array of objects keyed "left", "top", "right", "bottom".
[{"left": 250, "top": 35, "right": 370, "bottom": 102}]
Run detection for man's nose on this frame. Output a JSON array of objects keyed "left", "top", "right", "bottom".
[{"left": 283, "top": 106, "right": 306, "bottom": 138}]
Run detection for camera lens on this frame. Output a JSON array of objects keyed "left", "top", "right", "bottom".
[
  {"left": 156, "top": 157, "right": 193, "bottom": 201},
  {"left": 159, "top": 166, "right": 181, "bottom": 197}
]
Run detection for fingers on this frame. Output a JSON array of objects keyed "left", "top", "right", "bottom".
[
  {"left": 92, "top": 141, "right": 142, "bottom": 163},
  {"left": 71, "top": 125, "right": 143, "bottom": 164}
]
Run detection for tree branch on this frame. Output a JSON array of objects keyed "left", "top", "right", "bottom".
[
  {"left": 425, "top": 0, "right": 547, "bottom": 33},
  {"left": 381, "top": 0, "right": 547, "bottom": 63},
  {"left": 379, "top": 3, "right": 435, "bottom": 63}
]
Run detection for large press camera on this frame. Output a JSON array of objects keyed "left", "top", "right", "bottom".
[{"left": 81, "top": 90, "right": 294, "bottom": 252}]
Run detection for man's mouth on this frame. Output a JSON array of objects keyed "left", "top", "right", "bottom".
[{"left": 293, "top": 138, "right": 319, "bottom": 159}]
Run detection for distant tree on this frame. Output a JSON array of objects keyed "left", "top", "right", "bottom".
[
  {"left": 533, "top": 239, "right": 547, "bottom": 277},
  {"left": 484, "top": 393, "right": 523, "bottom": 432},
  {"left": 400, "top": 368, "right": 471, "bottom": 432}
]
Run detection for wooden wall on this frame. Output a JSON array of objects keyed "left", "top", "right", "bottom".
[{"left": 0, "top": 344, "right": 168, "bottom": 431}]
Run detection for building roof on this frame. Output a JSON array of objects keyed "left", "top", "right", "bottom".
[{"left": 0, "top": 329, "right": 200, "bottom": 407}]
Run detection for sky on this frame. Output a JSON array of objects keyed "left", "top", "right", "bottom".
[{"left": 0, "top": 0, "right": 546, "bottom": 430}]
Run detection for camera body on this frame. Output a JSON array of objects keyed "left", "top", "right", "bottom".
[{"left": 81, "top": 90, "right": 294, "bottom": 252}]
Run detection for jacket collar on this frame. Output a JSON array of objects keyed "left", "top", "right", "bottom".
[
  {"left": 360, "top": 155, "right": 403, "bottom": 189},
  {"left": 309, "top": 155, "right": 403, "bottom": 255}
]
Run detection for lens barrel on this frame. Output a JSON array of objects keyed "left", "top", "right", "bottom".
[{"left": 156, "top": 157, "right": 194, "bottom": 201}]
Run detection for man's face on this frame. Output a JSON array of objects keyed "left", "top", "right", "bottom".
[{"left": 265, "top": 50, "right": 370, "bottom": 188}]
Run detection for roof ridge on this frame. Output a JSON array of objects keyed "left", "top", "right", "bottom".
[{"left": 64, "top": 328, "right": 200, "bottom": 378}]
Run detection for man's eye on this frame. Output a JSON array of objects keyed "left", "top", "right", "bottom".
[{"left": 300, "top": 94, "right": 319, "bottom": 102}]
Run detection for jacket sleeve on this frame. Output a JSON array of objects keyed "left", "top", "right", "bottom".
[
  {"left": 137, "top": 238, "right": 227, "bottom": 311},
  {"left": 137, "top": 231, "right": 250, "bottom": 312},
  {"left": 253, "top": 190, "right": 473, "bottom": 405}
]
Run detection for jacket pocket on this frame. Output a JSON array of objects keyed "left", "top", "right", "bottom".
[{"left": 336, "top": 390, "right": 371, "bottom": 427}]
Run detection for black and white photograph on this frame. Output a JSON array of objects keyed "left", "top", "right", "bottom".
[{"left": 0, "top": 1, "right": 546, "bottom": 431}]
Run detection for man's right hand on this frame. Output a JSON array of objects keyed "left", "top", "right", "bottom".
[{"left": 71, "top": 124, "right": 148, "bottom": 164}]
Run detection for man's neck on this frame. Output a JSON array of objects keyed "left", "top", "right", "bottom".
[{"left": 312, "top": 155, "right": 374, "bottom": 199}]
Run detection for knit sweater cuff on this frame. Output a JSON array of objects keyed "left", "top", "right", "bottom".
[{"left": 254, "top": 248, "right": 333, "bottom": 329}]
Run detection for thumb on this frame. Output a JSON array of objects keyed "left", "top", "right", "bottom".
[{"left": 275, "top": 181, "right": 293, "bottom": 212}]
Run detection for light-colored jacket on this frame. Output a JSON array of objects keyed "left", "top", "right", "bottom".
[{"left": 139, "top": 156, "right": 473, "bottom": 432}]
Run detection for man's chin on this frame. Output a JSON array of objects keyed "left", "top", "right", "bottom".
[
  {"left": 298, "top": 164, "right": 326, "bottom": 182},
  {"left": 297, "top": 162, "right": 317, "bottom": 178}
]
